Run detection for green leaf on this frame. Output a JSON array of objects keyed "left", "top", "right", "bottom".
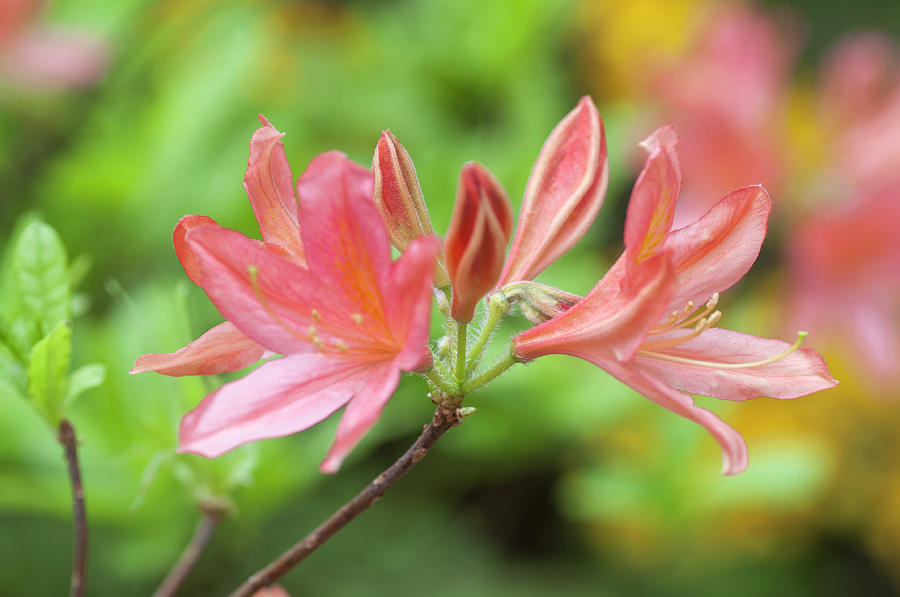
[
  {"left": 0, "top": 339, "right": 26, "bottom": 397},
  {"left": 0, "top": 213, "right": 40, "bottom": 326},
  {"left": 27, "top": 321, "right": 72, "bottom": 426},
  {"left": 65, "top": 363, "right": 106, "bottom": 407},
  {"left": 13, "top": 220, "right": 70, "bottom": 336}
]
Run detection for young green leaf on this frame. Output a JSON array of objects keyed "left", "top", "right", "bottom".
[
  {"left": 27, "top": 321, "right": 72, "bottom": 425},
  {"left": 0, "top": 213, "right": 40, "bottom": 327},
  {"left": 0, "top": 339, "right": 26, "bottom": 397},
  {"left": 13, "top": 220, "right": 70, "bottom": 336},
  {"left": 65, "top": 363, "right": 106, "bottom": 408}
]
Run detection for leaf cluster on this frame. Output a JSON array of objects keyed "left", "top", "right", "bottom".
[{"left": 0, "top": 215, "right": 105, "bottom": 427}]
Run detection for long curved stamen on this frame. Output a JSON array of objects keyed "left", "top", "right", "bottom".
[{"left": 638, "top": 331, "right": 809, "bottom": 369}]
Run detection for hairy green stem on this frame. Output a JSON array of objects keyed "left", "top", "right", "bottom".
[
  {"left": 454, "top": 321, "right": 467, "bottom": 386},
  {"left": 463, "top": 349, "right": 517, "bottom": 394},
  {"left": 466, "top": 294, "right": 510, "bottom": 373}
]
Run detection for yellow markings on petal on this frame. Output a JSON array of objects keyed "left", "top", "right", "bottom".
[
  {"left": 635, "top": 187, "right": 675, "bottom": 264},
  {"left": 639, "top": 331, "right": 809, "bottom": 369},
  {"left": 351, "top": 313, "right": 364, "bottom": 326},
  {"left": 311, "top": 308, "right": 321, "bottom": 321},
  {"left": 248, "top": 264, "right": 321, "bottom": 345},
  {"left": 334, "top": 339, "right": 349, "bottom": 353}
]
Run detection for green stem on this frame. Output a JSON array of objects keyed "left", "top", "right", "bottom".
[
  {"left": 463, "top": 349, "right": 517, "bottom": 394},
  {"left": 454, "top": 321, "right": 467, "bottom": 386},
  {"left": 466, "top": 294, "right": 510, "bottom": 373},
  {"left": 422, "top": 366, "right": 455, "bottom": 396}
]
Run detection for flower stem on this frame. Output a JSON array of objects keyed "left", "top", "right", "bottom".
[
  {"left": 454, "top": 321, "right": 467, "bottom": 386},
  {"left": 227, "top": 402, "right": 464, "bottom": 597},
  {"left": 58, "top": 419, "right": 87, "bottom": 597},
  {"left": 153, "top": 507, "right": 223, "bottom": 597},
  {"left": 463, "top": 348, "right": 517, "bottom": 394},
  {"left": 466, "top": 293, "right": 510, "bottom": 373},
  {"left": 422, "top": 365, "right": 455, "bottom": 396}
]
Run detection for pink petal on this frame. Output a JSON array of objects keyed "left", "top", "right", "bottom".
[
  {"left": 187, "top": 223, "right": 376, "bottom": 356},
  {"left": 636, "top": 328, "right": 838, "bottom": 400},
  {"left": 130, "top": 321, "right": 267, "bottom": 377},
  {"left": 319, "top": 361, "right": 401, "bottom": 473},
  {"left": 514, "top": 254, "right": 673, "bottom": 362},
  {"left": 663, "top": 185, "right": 771, "bottom": 310},
  {"left": 174, "top": 215, "right": 218, "bottom": 286},
  {"left": 602, "top": 358, "right": 749, "bottom": 475},
  {"left": 178, "top": 353, "right": 381, "bottom": 458},
  {"left": 384, "top": 235, "right": 441, "bottom": 372},
  {"left": 624, "top": 126, "right": 682, "bottom": 267},
  {"left": 295, "top": 152, "right": 394, "bottom": 331},
  {"left": 244, "top": 116, "right": 305, "bottom": 264},
  {"left": 498, "top": 96, "right": 608, "bottom": 285}
]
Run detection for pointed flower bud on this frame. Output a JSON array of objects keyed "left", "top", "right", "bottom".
[
  {"left": 497, "top": 96, "right": 608, "bottom": 286},
  {"left": 373, "top": 131, "right": 449, "bottom": 285},
  {"left": 445, "top": 162, "right": 513, "bottom": 322},
  {"left": 499, "top": 280, "right": 581, "bottom": 325}
]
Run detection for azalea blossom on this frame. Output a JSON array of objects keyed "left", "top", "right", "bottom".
[
  {"left": 651, "top": 5, "right": 794, "bottom": 225},
  {"left": 782, "top": 33, "right": 900, "bottom": 388},
  {"left": 133, "top": 117, "right": 438, "bottom": 473},
  {"left": 512, "top": 127, "right": 836, "bottom": 475}
]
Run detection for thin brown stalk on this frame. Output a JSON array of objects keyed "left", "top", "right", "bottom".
[
  {"left": 228, "top": 402, "right": 463, "bottom": 597},
  {"left": 58, "top": 419, "right": 87, "bottom": 597},
  {"left": 153, "top": 508, "right": 224, "bottom": 597}
]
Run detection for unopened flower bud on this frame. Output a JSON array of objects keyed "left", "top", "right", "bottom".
[
  {"left": 498, "top": 96, "right": 608, "bottom": 286},
  {"left": 500, "top": 281, "right": 581, "bottom": 324},
  {"left": 445, "top": 162, "right": 513, "bottom": 322},
  {"left": 373, "top": 131, "right": 449, "bottom": 286}
]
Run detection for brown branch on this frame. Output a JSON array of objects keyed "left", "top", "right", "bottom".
[
  {"left": 228, "top": 402, "right": 463, "bottom": 597},
  {"left": 153, "top": 507, "right": 224, "bottom": 597},
  {"left": 58, "top": 419, "right": 87, "bottom": 597}
]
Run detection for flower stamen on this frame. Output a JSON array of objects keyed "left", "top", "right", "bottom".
[
  {"left": 638, "top": 331, "right": 809, "bottom": 369},
  {"left": 641, "top": 310, "right": 722, "bottom": 351},
  {"left": 650, "top": 293, "right": 719, "bottom": 335}
]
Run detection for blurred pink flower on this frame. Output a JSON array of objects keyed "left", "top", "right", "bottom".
[
  {"left": 133, "top": 117, "right": 439, "bottom": 473},
  {"left": 652, "top": 5, "right": 794, "bottom": 225},
  {"left": 0, "top": 0, "right": 108, "bottom": 90},
  {"left": 788, "top": 187, "right": 900, "bottom": 386},
  {"left": 821, "top": 33, "right": 900, "bottom": 191},
  {"left": 514, "top": 127, "right": 836, "bottom": 475},
  {"left": 785, "top": 33, "right": 900, "bottom": 387}
]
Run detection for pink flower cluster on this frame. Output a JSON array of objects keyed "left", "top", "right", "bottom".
[{"left": 134, "top": 98, "right": 836, "bottom": 475}]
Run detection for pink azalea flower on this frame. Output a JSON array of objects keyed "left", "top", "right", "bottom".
[
  {"left": 785, "top": 33, "right": 900, "bottom": 388},
  {"left": 787, "top": 184, "right": 900, "bottom": 387},
  {"left": 133, "top": 117, "right": 439, "bottom": 473},
  {"left": 513, "top": 127, "right": 836, "bottom": 475},
  {"left": 651, "top": 5, "right": 794, "bottom": 225},
  {"left": 0, "top": 0, "right": 108, "bottom": 91}
]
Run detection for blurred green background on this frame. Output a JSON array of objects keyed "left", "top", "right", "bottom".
[{"left": 2, "top": 0, "right": 900, "bottom": 595}]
